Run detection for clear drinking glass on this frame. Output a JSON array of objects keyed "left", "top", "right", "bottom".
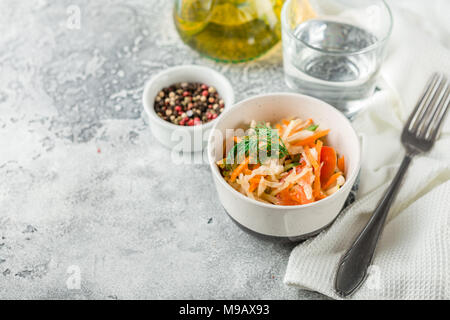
[{"left": 281, "top": 0, "right": 393, "bottom": 117}]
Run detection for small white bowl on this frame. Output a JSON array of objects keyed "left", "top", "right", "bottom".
[
  {"left": 208, "top": 93, "right": 361, "bottom": 240},
  {"left": 143, "top": 65, "right": 234, "bottom": 152}
]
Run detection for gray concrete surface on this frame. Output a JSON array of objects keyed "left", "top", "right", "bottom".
[{"left": 0, "top": 0, "right": 327, "bottom": 299}]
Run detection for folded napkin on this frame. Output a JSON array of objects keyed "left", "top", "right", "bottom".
[{"left": 284, "top": 0, "right": 450, "bottom": 299}]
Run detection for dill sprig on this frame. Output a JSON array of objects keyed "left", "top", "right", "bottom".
[{"left": 225, "top": 122, "right": 289, "bottom": 168}]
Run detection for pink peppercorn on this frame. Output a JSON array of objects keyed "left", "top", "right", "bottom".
[
  {"left": 182, "top": 91, "right": 190, "bottom": 97},
  {"left": 212, "top": 114, "right": 218, "bottom": 119},
  {"left": 187, "top": 119, "right": 195, "bottom": 126},
  {"left": 175, "top": 106, "right": 182, "bottom": 112},
  {"left": 202, "top": 90, "right": 209, "bottom": 96}
]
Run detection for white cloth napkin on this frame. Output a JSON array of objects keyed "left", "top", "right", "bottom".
[{"left": 284, "top": 0, "right": 450, "bottom": 299}]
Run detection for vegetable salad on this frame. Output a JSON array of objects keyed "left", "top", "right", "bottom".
[{"left": 217, "top": 118, "right": 346, "bottom": 205}]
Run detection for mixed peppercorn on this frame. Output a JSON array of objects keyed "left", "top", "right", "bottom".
[{"left": 154, "top": 82, "right": 225, "bottom": 126}]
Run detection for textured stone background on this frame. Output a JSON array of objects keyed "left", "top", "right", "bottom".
[{"left": 0, "top": 0, "right": 328, "bottom": 299}]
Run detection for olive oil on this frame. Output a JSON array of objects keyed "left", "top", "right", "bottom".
[{"left": 174, "top": 0, "right": 284, "bottom": 63}]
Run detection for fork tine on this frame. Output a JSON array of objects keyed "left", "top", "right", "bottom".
[
  {"left": 407, "top": 73, "right": 441, "bottom": 132},
  {"left": 417, "top": 75, "right": 449, "bottom": 138},
  {"left": 427, "top": 84, "right": 450, "bottom": 141}
]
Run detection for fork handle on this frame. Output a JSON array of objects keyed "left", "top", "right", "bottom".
[{"left": 335, "top": 154, "right": 413, "bottom": 297}]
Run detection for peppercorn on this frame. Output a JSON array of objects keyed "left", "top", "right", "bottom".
[{"left": 153, "top": 82, "right": 225, "bottom": 126}]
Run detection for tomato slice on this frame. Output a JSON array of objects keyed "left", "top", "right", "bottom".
[{"left": 320, "top": 146, "right": 337, "bottom": 184}]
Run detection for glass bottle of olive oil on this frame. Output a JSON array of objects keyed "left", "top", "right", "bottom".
[{"left": 174, "top": 0, "right": 284, "bottom": 63}]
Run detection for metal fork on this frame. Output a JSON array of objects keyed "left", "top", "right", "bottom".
[{"left": 335, "top": 73, "right": 450, "bottom": 297}]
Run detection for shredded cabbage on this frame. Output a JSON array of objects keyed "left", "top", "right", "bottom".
[{"left": 218, "top": 118, "right": 346, "bottom": 205}]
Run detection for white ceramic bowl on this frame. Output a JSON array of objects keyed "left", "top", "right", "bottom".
[
  {"left": 208, "top": 93, "right": 361, "bottom": 240},
  {"left": 143, "top": 65, "right": 235, "bottom": 151}
]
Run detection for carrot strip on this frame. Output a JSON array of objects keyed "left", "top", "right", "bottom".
[
  {"left": 313, "top": 174, "right": 322, "bottom": 199},
  {"left": 315, "top": 140, "right": 323, "bottom": 164},
  {"left": 314, "top": 141, "right": 323, "bottom": 196},
  {"left": 316, "top": 193, "right": 327, "bottom": 200},
  {"left": 249, "top": 175, "right": 262, "bottom": 183},
  {"left": 309, "top": 142, "right": 323, "bottom": 199},
  {"left": 230, "top": 157, "right": 249, "bottom": 182},
  {"left": 249, "top": 182, "right": 258, "bottom": 193},
  {"left": 282, "top": 119, "right": 290, "bottom": 126},
  {"left": 304, "top": 146, "right": 319, "bottom": 171},
  {"left": 338, "top": 156, "right": 345, "bottom": 173},
  {"left": 322, "top": 172, "right": 342, "bottom": 190},
  {"left": 242, "top": 163, "right": 261, "bottom": 176},
  {"left": 248, "top": 175, "right": 262, "bottom": 192},
  {"left": 292, "top": 129, "right": 330, "bottom": 146}
]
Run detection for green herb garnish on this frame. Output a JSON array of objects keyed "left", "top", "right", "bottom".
[
  {"left": 306, "top": 124, "right": 319, "bottom": 131},
  {"left": 225, "top": 122, "right": 289, "bottom": 167},
  {"left": 291, "top": 154, "right": 301, "bottom": 163},
  {"left": 284, "top": 162, "right": 300, "bottom": 171}
]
